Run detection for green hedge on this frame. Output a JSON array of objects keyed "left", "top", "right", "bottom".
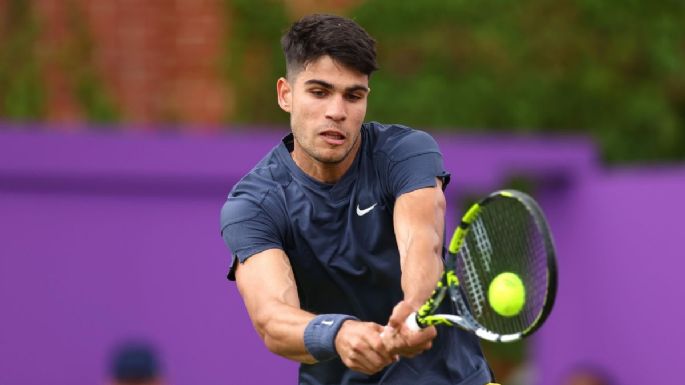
[
  {"left": 0, "top": 0, "right": 45, "bottom": 119},
  {"left": 2, "top": 0, "right": 683, "bottom": 163},
  {"left": 223, "top": 0, "right": 685, "bottom": 163},
  {"left": 350, "top": 0, "right": 685, "bottom": 163},
  {"left": 0, "top": 0, "right": 119, "bottom": 123}
]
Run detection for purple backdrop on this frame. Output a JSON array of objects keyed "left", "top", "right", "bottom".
[{"left": 1, "top": 126, "right": 683, "bottom": 385}]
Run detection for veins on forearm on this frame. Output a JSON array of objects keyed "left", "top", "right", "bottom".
[{"left": 277, "top": 254, "right": 299, "bottom": 304}]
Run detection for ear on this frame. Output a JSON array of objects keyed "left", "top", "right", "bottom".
[{"left": 276, "top": 77, "right": 292, "bottom": 113}]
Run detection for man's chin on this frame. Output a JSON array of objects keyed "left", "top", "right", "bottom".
[
  {"left": 314, "top": 149, "right": 349, "bottom": 164},
  {"left": 316, "top": 155, "right": 345, "bottom": 165}
]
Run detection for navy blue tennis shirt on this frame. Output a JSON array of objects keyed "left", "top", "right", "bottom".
[{"left": 221, "top": 122, "right": 492, "bottom": 385}]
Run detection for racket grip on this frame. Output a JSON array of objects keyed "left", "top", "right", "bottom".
[
  {"left": 404, "top": 312, "right": 422, "bottom": 331},
  {"left": 380, "top": 312, "right": 422, "bottom": 338}
]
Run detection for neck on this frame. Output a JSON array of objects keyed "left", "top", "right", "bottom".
[{"left": 291, "top": 138, "right": 360, "bottom": 184}]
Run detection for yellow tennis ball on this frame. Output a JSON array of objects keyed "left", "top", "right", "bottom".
[{"left": 488, "top": 272, "right": 526, "bottom": 317}]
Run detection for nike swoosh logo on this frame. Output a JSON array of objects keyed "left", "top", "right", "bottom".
[
  {"left": 356, "top": 203, "right": 377, "bottom": 216},
  {"left": 321, "top": 320, "right": 334, "bottom": 326}
]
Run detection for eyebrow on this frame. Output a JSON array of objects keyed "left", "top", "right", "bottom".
[{"left": 304, "top": 79, "right": 369, "bottom": 93}]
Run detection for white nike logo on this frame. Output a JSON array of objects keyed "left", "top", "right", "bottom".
[
  {"left": 356, "top": 203, "right": 377, "bottom": 216},
  {"left": 321, "top": 320, "right": 334, "bottom": 326}
]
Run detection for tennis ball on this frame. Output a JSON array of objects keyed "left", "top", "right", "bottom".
[{"left": 488, "top": 272, "right": 526, "bottom": 317}]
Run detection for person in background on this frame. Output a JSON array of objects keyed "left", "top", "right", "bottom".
[
  {"left": 561, "top": 364, "right": 614, "bottom": 385},
  {"left": 109, "top": 342, "right": 164, "bottom": 385}
]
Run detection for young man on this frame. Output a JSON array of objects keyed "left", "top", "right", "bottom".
[{"left": 221, "top": 14, "right": 493, "bottom": 385}]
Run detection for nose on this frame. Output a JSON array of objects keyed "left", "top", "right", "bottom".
[{"left": 325, "top": 95, "right": 347, "bottom": 122}]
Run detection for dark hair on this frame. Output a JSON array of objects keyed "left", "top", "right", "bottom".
[{"left": 281, "top": 14, "right": 378, "bottom": 78}]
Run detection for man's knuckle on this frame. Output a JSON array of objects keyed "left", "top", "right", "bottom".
[{"left": 350, "top": 339, "right": 363, "bottom": 351}]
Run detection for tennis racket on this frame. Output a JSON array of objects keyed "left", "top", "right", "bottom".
[{"left": 405, "top": 189, "right": 558, "bottom": 343}]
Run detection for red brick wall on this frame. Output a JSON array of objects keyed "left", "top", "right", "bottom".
[
  {"left": 33, "top": 0, "right": 229, "bottom": 128},
  {"left": 25, "top": 0, "right": 360, "bottom": 128}
]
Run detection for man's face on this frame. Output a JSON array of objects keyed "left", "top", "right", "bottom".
[{"left": 277, "top": 55, "right": 369, "bottom": 173}]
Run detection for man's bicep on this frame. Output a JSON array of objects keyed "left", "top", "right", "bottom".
[{"left": 235, "top": 249, "right": 301, "bottom": 329}]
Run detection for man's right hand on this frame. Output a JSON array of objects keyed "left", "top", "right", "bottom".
[
  {"left": 382, "top": 300, "right": 437, "bottom": 358},
  {"left": 334, "top": 320, "right": 398, "bottom": 375}
]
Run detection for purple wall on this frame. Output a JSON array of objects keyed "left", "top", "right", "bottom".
[
  {"left": 0, "top": 128, "right": 295, "bottom": 385},
  {"left": 535, "top": 167, "right": 685, "bottom": 385},
  {"left": 1, "top": 127, "right": 683, "bottom": 384}
]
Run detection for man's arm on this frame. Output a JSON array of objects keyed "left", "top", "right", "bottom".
[
  {"left": 394, "top": 178, "right": 445, "bottom": 307},
  {"left": 235, "top": 248, "right": 314, "bottom": 362},
  {"left": 235, "top": 248, "right": 396, "bottom": 373},
  {"left": 384, "top": 178, "right": 446, "bottom": 356}
]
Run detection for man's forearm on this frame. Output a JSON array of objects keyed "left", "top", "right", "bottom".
[
  {"left": 235, "top": 250, "right": 318, "bottom": 363},
  {"left": 393, "top": 183, "right": 447, "bottom": 311},
  {"left": 400, "top": 228, "right": 444, "bottom": 308},
  {"left": 253, "top": 301, "right": 317, "bottom": 363},
  {"left": 255, "top": 304, "right": 393, "bottom": 374}
]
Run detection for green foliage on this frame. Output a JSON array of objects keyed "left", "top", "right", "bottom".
[
  {"left": 2, "top": 0, "right": 682, "bottom": 163},
  {"left": 349, "top": 0, "right": 685, "bottom": 163},
  {"left": 222, "top": 0, "right": 289, "bottom": 123},
  {"left": 0, "top": 0, "right": 119, "bottom": 123},
  {"left": 0, "top": 0, "right": 46, "bottom": 119},
  {"left": 221, "top": 0, "right": 685, "bottom": 163},
  {"left": 64, "top": 0, "right": 119, "bottom": 123}
]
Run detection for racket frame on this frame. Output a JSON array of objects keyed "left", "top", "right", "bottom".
[{"left": 409, "top": 190, "right": 558, "bottom": 343}]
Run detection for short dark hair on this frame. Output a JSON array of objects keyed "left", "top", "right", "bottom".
[{"left": 281, "top": 14, "right": 378, "bottom": 78}]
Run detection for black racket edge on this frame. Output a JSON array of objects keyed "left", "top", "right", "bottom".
[{"left": 498, "top": 190, "right": 558, "bottom": 337}]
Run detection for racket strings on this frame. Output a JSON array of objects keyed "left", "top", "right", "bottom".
[
  {"left": 460, "top": 242, "right": 486, "bottom": 316},
  {"left": 457, "top": 197, "right": 550, "bottom": 335}
]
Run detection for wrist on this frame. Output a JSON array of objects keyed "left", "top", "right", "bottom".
[
  {"left": 304, "top": 314, "right": 359, "bottom": 362},
  {"left": 402, "top": 298, "right": 425, "bottom": 311}
]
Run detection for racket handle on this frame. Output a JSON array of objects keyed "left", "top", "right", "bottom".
[
  {"left": 405, "top": 312, "right": 421, "bottom": 331},
  {"left": 380, "top": 312, "right": 422, "bottom": 338}
]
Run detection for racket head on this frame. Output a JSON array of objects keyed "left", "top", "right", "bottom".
[{"left": 449, "top": 190, "right": 558, "bottom": 341}]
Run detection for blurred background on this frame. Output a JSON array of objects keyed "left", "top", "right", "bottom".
[{"left": 0, "top": 1, "right": 683, "bottom": 384}]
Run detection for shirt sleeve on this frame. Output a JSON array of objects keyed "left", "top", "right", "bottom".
[
  {"left": 220, "top": 193, "right": 283, "bottom": 280},
  {"left": 385, "top": 128, "right": 451, "bottom": 197}
]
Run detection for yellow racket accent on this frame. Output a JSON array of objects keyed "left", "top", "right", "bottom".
[
  {"left": 422, "top": 315, "right": 454, "bottom": 327},
  {"left": 462, "top": 203, "right": 481, "bottom": 223},
  {"left": 417, "top": 283, "right": 444, "bottom": 318},
  {"left": 448, "top": 228, "right": 465, "bottom": 254},
  {"left": 446, "top": 270, "right": 459, "bottom": 286},
  {"left": 448, "top": 204, "right": 481, "bottom": 253}
]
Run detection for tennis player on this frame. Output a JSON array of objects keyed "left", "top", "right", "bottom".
[{"left": 221, "top": 14, "right": 494, "bottom": 385}]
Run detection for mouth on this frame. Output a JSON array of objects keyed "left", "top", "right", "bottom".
[{"left": 319, "top": 130, "right": 346, "bottom": 146}]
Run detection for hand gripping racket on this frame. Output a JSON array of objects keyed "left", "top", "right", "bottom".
[{"left": 405, "top": 190, "right": 558, "bottom": 342}]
